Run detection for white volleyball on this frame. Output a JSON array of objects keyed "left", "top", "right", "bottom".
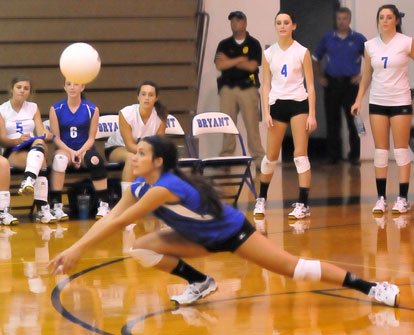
[{"left": 59, "top": 42, "right": 101, "bottom": 84}]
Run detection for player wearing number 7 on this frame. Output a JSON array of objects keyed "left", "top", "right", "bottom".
[
  {"left": 49, "top": 79, "right": 110, "bottom": 220},
  {"left": 350, "top": 4, "right": 414, "bottom": 215},
  {"left": 254, "top": 10, "right": 316, "bottom": 220}
]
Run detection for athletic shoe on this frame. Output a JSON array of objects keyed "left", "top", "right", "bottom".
[
  {"left": 170, "top": 276, "right": 217, "bottom": 305},
  {"left": 96, "top": 201, "right": 110, "bottom": 219},
  {"left": 52, "top": 203, "right": 69, "bottom": 221},
  {"left": 288, "top": 203, "right": 310, "bottom": 219},
  {"left": 368, "top": 282, "right": 400, "bottom": 307},
  {"left": 36, "top": 204, "right": 57, "bottom": 224},
  {"left": 253, "top": 197, "right": 266, "bottom": 216},
  {"left": 372, "top": 196, "right": 387, "bottom": 214},
  {"left": 391, "top": 197, "right": 409, "bottom": 214},
  {"left": 18, "top": 176, "right": 36, "bottom": 195},
  {"left": 0, "top": 208, "right": 19, "bottom": 225}
]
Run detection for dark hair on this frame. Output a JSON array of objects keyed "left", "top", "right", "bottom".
[
  {"left": 141, "top": 135, "right": 223, "bottom": 219},
  {"left": 10, "top": 75, "right": 32, "bottom": 94},
  {"left": 137, "top": 80, "right": 168, "bottom": 121},
  {"left": 274, "top": 10, "right": 296, "bottom": 24},
  {"left": 337, "top": 7, "right": 352, "bottom": 19},
  {"left": 376, "top": 4, "right": 403, "bottom": 33}
]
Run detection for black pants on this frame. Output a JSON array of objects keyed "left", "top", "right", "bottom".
[{"left": 324, "top": 75, "right": 360, "bottom": 161}]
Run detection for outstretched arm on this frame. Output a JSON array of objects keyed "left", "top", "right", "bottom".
[{"left": 49, "top": 186, "right": 179, "bottom": 274}]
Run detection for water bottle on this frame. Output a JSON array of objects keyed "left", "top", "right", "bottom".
[
  {"left": 354, "top": 115, "right": 366, "bottom": 136},
  {"left": 77, "top": 194, "right": 90, "bottom": 220},
  {"left": 177, "top": 145, "right": 185, "bottom": 159}
]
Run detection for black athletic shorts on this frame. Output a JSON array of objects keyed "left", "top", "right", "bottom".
[
  {"left": 104, "top": 146, "right": 123, "bottom": 161},
  {"left": 270, "top": 99, "right": 309, "bottom": 123},
  {"left": 203, "top": 219, "right": 256, "bottom": 253},
  {"left": 369, "top": 104, "right": 413, "bottom": 117},
  {"left": 3, "top": 146, "right": 30, "bottom": 159}
]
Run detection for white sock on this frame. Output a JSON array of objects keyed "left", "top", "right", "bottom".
[
  {"left": 0, "top": 191, "right": 10, "bottom": 211},
  {"left": 121, "top": 182, "right": 132, "bottom": 195},
  {"left": 34, "top": 176, "right": 48, "bottom": 203},
  {"left": 25, "top": 149, "right": 44, "bottom": 176}
]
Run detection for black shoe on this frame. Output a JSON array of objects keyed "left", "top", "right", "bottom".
[{"left": 349, "top": 158, "right": 361, "bottom": 166}]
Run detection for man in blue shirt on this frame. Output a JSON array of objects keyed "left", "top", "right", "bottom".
[{"left": 313, "top": 7, "right": 366, "bottom": 165}]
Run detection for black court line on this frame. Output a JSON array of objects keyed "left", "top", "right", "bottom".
[
  {"left": 51, "top": 257, "right": 413, "bottom": 335},
  {"left": 51, "top": 257, "right": 129, "bottom": 335}
]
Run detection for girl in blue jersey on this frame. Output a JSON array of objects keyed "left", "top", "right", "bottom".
[
  {"left": 49, "top": 135, "right": 399, "bottom": 307},
  {"left": 49, "top": 79, "right": 110, "bottom": 220}
]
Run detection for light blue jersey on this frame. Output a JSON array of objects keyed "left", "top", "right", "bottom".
[
  {"left": 130, "top": 172, "right": 245, "bottom": 247},
  {"left": 53, "top": 98, "right": 96, "bottom": 151}
]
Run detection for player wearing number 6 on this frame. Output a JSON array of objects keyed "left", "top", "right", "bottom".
[
  {"left": 254, "top": 10, "right": 316, "bottom": 220},
  {"left": 350, "top": 5, "right": 414, "bottom": 215},
  {"left": 49, "top": 79, "right": 110, "bottom": 220}
]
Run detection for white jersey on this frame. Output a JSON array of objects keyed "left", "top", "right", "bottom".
[
  {"left": 105, "top": 104, "right": 162, "bottom": 148},
  {"left": 365, "top": 33, "right": 412, "bottom": 106},
  {"left": 264, "top": 40, "right": 308, "bottom": 104},
  {"left": 0, "top": 100, "right": 37, "bottom": 139}
]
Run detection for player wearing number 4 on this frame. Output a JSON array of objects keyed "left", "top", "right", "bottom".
[
  {"left": 49, "top": 79, "right": 110, "bottom": 220},
  {"left": 254, "top": 10, "right": 317, "bottom": 220},
  {"left": 0, "top": 76, "right": 55, "bottom": 224},
  {"left": 351, "top": 5, "right": 414, "bottom": 215}
]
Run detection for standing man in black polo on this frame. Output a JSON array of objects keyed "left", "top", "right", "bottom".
[
  {"left": 215, "top": 10, "right": 264, "bottom": 170},
  {"left": 313, "top": 7, "right": 366, "bottom": 165}
]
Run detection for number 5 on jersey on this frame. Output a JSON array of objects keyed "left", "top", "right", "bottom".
[{"left": 281, "top": 64, "right": 287, "bottom": 77}]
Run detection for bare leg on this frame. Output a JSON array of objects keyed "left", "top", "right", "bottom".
[
  {"left": 390, "top": 115, "right": 411, "bottom": 183},
  {"left": 0, "top": 157, "right": 10, "bottom": 191},
  {"left": 291, "top": 113, "right": 310, "bottom": 188},
  {"left": 370, "top": 115, "right": 390, "bottom": 180},
  {"left": 50, "top": 149, "right": 70, "bottom": 191}
]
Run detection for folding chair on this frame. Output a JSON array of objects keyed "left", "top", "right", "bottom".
[
  {"left": 165, "top": 115, "right": 200, "bottom": 171},
  {"left": 190, "top": 112, "right": 257, "bottom": 204}
]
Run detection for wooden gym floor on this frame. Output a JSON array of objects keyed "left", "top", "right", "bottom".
[{"left": 1, "top": 161, "right": 413, "bottom": 334}]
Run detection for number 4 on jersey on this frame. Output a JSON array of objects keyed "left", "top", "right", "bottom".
[{"left": 281, "top": 64, "right": 287, "bottom": 77}]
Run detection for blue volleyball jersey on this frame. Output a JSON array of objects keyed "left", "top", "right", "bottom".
[
  {"left": 53, "top": 98, "right": 96, "bottom": 150},
  {"left": 130, "top": 172, "right": 246, "bottom": 247}
]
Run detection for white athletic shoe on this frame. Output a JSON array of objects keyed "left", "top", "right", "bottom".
[
  {"left": 372, "top": 196, "right": 387, "bottom": 214},
  {"left": 391, "top": 197, "right": 409, "bottom": 214},
  {"left": 368, "top": 282, "right": 400, "bottom": 307},
  {"left": 18, "top": 176, "right": 36, "bottom": 195},
  {"left": 96, "top": 201, "right": 110, "bottom": 219},
  {"left": 52, "top": 203, "right": 69, "bottom": 221},
  {"left": 170, "top": 276, "right": 217, "bottom": 305},
  {"left": 253, "top": 197, "right": 266, "bottom": 216},
  {"left": 288, "top": 203, "right": 310, "bottom": 219},
  {"left": 0, "top": 208, "right": 19, "bottom": 225},
  {"left": 36, "top": 204, "right": 57, "bottom": 224}
]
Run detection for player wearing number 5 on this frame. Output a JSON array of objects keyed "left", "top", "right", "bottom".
[
  {"left": 254, "top": 10, "right": 316, "bottom": 220},
  {"left": 0, "top": 75, "right": 55, "bottom": 224},
  {"left": 49, "top": 79, "right": 110, "bottom": 220},
  {"left": 351, "top": 5, "right": 414, "bottom": 215}
]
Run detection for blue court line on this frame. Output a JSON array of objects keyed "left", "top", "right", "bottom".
[{"left": 51, "top": 257, "right": 413, "bottom": 335}]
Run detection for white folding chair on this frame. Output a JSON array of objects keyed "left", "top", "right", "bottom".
[
  {"left": 165, "top": 115, "right": 200, "bottom": 171},
  {"left": 190, "top": 112, "right": 257, "bottom": 204}
]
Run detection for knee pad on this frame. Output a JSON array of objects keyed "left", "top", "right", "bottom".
[
  {"left": 294, "top": 156, "right": 310, "bottom": 174},
  {"left": 394, "top": 148, "right": 410, "bottom": 166},
  {"left": 52, "top": 154, "right": 68, "bottom": 172},
  {"left": 30, "top": 143, "right": 45, "bottom": 154},
  {"left": 293, "top": 258, "right": 321, "bottom": 281},
  {"left": 129, "top": 248, "right": 164, "bottom": 267},
  {"left": 84, "top": 150, "right": 107, "bottom": 180},
  {"left": 261, "top": 156, "right": 277, "bottom": 174},
  {"left": 374, "top": 149, "right": 389, "bottom": 168}
]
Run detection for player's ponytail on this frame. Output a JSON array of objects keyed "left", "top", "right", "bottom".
[{"left": 141, "top": 135, "right": 223, "bottom": 219}]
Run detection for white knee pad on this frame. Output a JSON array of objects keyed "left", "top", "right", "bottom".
[
  {"left": 293, "top": 258, "right": 321, "bottom": 281},
  {"left": 25, "top": 149, "right": 44, "bottom": 176},
  {"left": 294, "top": 156, "right": 310, "bottom": 174},
  {"left": 394, "top": 148, "right": 410, "bottom": 166},
  {"left": 129, "top": 248, "right": 164, "bottom": 267},
  {"left": 261, "top": 156, "right": 277, "bottom": 174},
  {"left": 52, "top": 154, "right": 69, "bottom": 172},
  {"left": 374, "top": 149, "right": 389, "bottom": 168}
]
